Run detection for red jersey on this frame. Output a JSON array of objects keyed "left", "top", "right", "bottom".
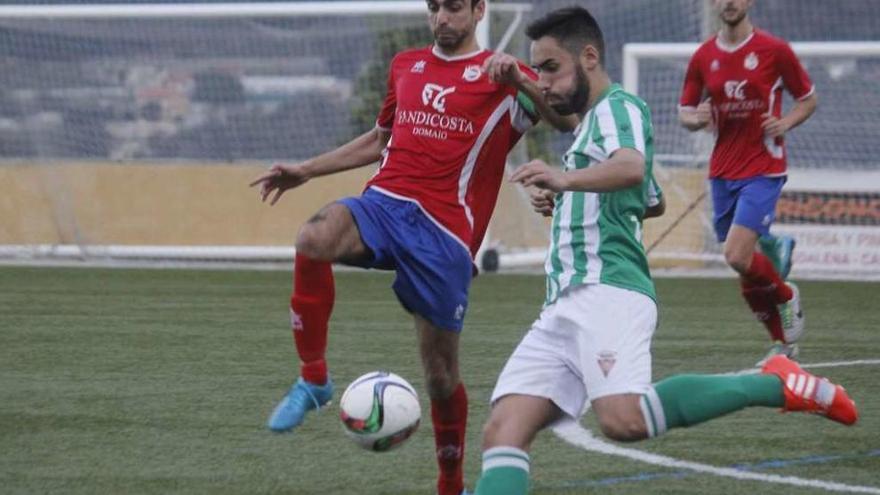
[
  {"left": 368, "top": 46, "right": 538, "bottom": 257},
  {"left": 680, "top": 29, "right": 814, "bottom": 179}
]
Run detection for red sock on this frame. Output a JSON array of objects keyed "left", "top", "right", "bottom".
[
  {"left": 290, "top": 253, "right": 334, "bottom": 385},
  {"left": 741, "top": 279, "right": 786, "bottom": 342},
  {"left": 431, "top": 383, "right": 468, "bottom": 495},
  {"left": 743, "top": 252, "right": 792, "bottom": 304}
]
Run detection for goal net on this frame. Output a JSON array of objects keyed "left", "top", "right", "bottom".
[
  {"left": 0, "top": 1, "right": 527, "bottom": 268},
  {"left": 1, "top": 0, "right": 878, "bottom": 280}
]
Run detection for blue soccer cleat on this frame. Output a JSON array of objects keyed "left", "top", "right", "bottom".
[
  {"left": 267, "top": 377, "right": 334, "bottom": 432},
  {"left": 775, "top": 235, "right": 796, "bottom": 280},
  {"left": 759, "top": 234, "right": 796, "bottom": 280}
]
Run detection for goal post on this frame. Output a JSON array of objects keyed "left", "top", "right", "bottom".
[{"left": 623, "top": 41, "right": 880, "bottom": 278}]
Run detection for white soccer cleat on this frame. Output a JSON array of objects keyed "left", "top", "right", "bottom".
[{"left": 778, "top": 282, "right": 804, "bottom": 344}]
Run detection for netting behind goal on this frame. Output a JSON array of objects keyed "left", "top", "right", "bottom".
[
  {"left": 1, "top": 0, "right": 879, "bottom": 279},
  {"left": 0, "top": 2, "right": 520, "bottom": 267}
]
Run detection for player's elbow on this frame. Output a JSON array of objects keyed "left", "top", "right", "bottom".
[
  {"left": 621, "top": 159, "right": 645, "bottom": 188},
  {"left": 802, "top": 92, "right": 818, "bottom": 116}
]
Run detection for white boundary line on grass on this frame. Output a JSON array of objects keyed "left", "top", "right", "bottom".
[
  {"left": 552, "top": 358, "right": 880, "bottom": 494},
  {"left": 721, "top": 359, "right": 880, "bottom": 376},
  {"left": 803, "top": 359, "right": 880, "bottom": 370}
]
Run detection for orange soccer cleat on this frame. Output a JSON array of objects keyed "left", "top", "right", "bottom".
[{"left": 761, "top": 355, "right": 858, "bottom": 426}]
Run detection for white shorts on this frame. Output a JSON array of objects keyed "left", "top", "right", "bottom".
[{"left": 491, "top": 283, "right": 658, "bottom": 419}]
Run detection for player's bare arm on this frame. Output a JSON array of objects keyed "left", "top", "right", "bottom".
[
  {"left": 679, "top": 98, "right": 712, "bottom": 131},
  {"left": 762, "top": 92, "right": 817, "bottom": 138},
  {"left": 250, "top": 127, "right": 391, "bottom": 205},
  {"left": 511, "top": 148, "right": 644, "bottom": 193},
  {"left": 482, "top": 52, "right": 580, "bottom": 132}
]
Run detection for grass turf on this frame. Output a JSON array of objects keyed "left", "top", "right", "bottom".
[{"left": 1, "top": 266, "right": 878, "bottom": 494}]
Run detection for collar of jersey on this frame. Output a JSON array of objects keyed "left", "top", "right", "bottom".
[
  {"left": 431, "top": 44, "right": 486, "bottom": 62},
  {"left": 573, "top": 83, "right": 621, "bottom": 135},
  {"left": 714, "top": 29, "right": 755, "bottom": 53}
]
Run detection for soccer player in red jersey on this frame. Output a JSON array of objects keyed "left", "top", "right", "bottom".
[
  {"left": 250, "top": 1, "right": 576, "bottom": 493},
  {"left": 679, "top": 0, "right": 817, "bottom": 365}
]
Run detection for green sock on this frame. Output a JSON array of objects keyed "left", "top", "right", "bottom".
[
  {"left": 640, "top": 374, "right": 784, "bottom": 437},
  {"left": 474, "top": 446, "right": 530, "bottom": 495}
]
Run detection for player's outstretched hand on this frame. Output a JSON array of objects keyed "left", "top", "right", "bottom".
[
  {"left": 249, "top": 163, "right": 310, "bottom": 205},
  {"left": 482, "top": 52, "right": 527, "bottom": 88},
  {"left": 510, "top": 160, "right": 569, "bottom": 193},
  {"left": 761, "top": 113, "right": 789, "bottom": 138},
  {"left": 530, "top": 189, "right": 555, "bottom": 217}
]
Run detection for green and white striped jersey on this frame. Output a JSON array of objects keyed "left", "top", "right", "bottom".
[{"left": 544, "top": 83, "right": 660, "bottom": 305}]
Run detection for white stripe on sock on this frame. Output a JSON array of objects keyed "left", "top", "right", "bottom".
[
  {"left": 639, "top": 395, "right": 656, "bottom": 438},
  {"left": 483, "top": 456, "right": 530, "bottom": 473},
  {"left": 645, "top": 387, "right": 667, "bottom": 436},
  {"left": 482, "top": 446, "right": 530, "bottom": 473}
]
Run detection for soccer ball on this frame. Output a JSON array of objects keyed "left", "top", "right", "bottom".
[{"left": 339, "top": 371, "right": 421, "bottom": 452}]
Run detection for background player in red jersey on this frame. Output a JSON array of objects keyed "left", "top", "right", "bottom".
[
  {"left": 250, "top": 1, "right": 576, "bottom": 494},
  {"left": 679, "top": 0, "right": 817, "bottom": 365}
]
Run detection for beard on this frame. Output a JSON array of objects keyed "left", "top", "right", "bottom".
[
  {"left": 721, "top": 9, "right": 747, "bottom": 27},
  {"left": 433, "top": 27, "right": 468, "bottom": 51},
  {"left": 550, "top": 65, "right": 591, "bottom": 116}
]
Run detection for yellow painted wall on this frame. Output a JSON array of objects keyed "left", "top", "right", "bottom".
[
  {"left": 0, "top": 162, "right": 374, "bottom": 245},
  {"left": 1, "top": 162, "right": 710, "bottom": 269}
]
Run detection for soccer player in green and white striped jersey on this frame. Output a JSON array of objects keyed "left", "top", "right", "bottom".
[{"left": 472, "top": 7, "right": 857, "bottom": 495}]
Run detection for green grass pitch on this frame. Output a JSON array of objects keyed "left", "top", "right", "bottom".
[{"left": 1, "top": 266, "right": 878, "bottom": 494}]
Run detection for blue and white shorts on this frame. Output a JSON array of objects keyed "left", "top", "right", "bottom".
[
  {"left": 338, "top": 187, "right": 472, "bottom": 332},
  {"left": 710, "top": 176, "right": 786, "bottom": 242}
]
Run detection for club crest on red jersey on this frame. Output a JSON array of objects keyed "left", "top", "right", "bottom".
[
  {"left": 462, "top": 64, "right": 482, "bottom": 82},
  {"left": 744, "top": 52, "right": 759, "bottom": 70}
]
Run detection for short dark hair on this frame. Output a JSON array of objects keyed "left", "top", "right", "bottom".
[{"left": 525, "top": 6, "right": 606, "bottom": 65}]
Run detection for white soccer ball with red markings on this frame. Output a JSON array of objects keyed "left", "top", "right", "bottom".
[{"left": 339, "top": 371, "right": 421, "bottom": 452}]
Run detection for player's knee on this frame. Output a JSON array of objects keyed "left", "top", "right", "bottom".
[
  {"left": 597, "top": 413, "right": 648, "bottom": 442},
  {"left": 481, "top": 414, "right": 504, "bottom": 447},
  {"left": 480, "top": 410, "right": 531, "bottom": 451},
  {"left": 423, "top": 369, "right": 457, "bottom": 401},
  {"left": 724, "top": 245, "right": 751, "bottom": 274},
  {"left": 295, "top": 224, "right": 332, "bottom": 260}
]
